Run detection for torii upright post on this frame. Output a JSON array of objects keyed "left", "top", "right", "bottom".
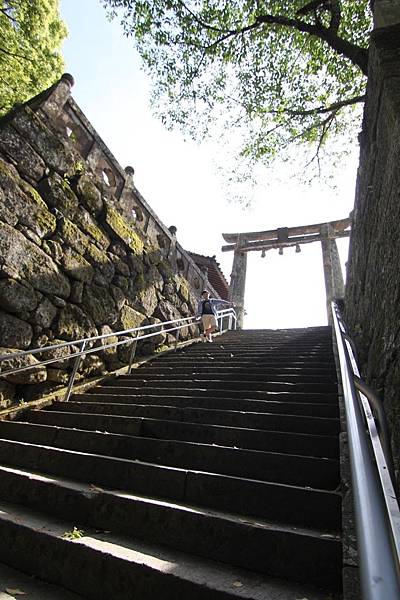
[
  {"left": 320, "top": 224, "right": 345, "bottom": 322},
  {"left": 229, "top": 236, "right": 247, "bottom": 329}
]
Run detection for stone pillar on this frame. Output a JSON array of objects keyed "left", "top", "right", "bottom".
[
  {"left": 321, "top": 225, "right": 345, "bottom": 322},
  {"left": 229, "top": 241, "right": 247, "bottom": 329},
  {"left": 373, "top": 0, "right": 400, "bottom": 27}
]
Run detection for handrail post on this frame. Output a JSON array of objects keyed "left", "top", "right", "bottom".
[
  {"left": 127, "top": 334, "right": 138, "bottom": 374},
  {"left": 175, "top": 326, "right": 180, "bottom": 351},
  {"left": 64, "top": 340, "right": 86, "bottom": 402}
]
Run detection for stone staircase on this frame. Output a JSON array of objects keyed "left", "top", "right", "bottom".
[{"left": 0, "top": 327, "right": 342, "bottom": 599}]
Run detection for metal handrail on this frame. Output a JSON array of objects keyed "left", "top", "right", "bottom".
[
  {"left": 0, "top": 307, "right": 237, "bottom": 402},
  {"left": 331, "top": 301, "right": 400, "bottom": 599}
]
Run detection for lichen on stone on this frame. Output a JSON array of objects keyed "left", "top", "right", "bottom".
[
  {"left": 58, "top": 216, "right": 89, "bottom": 255},
  {"left": 105, "top": 204, "right": 144, "bottom": 255}
]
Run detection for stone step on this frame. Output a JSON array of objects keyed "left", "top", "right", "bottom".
[
  {"left": 27, "top": 403, "right": 340, "bottom": 436},
  {"left": 25, "top": 408, "right": 340, "bottom": 457},
  {"left": 0, "top": 561, "right": 85, "bottom": 600},
  {"left": 0, "top": 499, "right": 341, "bottom": 598},
  {"left": 101, "top": 379, "right": 337, "bottom": 394},
  {"left": 0, "top": 438, "right": 340, "bottom": 525},
  {"left": 89, "top": 385, "right": 337, "bottom": 403},
  {"left": 153, "top": 352, "right": 333, "bottom": 370},
  {"left": 67, "top": 394, "right": 340, "bottom": 418},
  {"left": 0, "top": 466, "right": 341, "bottom": 581},
  {"left": 174, "top": 351, "right": 334, "bottom": 361},
  {"left": 121, "top": 371, "right": 336, "bottom": 384},
  {"left": 138, "top": 364, "right": 337, "bottom": 375},
  {"left": 0, "top": 425, "right": 339, "bottom": 490}
]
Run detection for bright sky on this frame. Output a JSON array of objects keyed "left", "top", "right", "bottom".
[{"left": 60, "top": 0, "right": 358, "bottom": 329}]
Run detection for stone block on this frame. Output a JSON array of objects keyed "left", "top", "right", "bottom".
[
  {"left": 12, "top": 107, "right": 76, "bottom": 174},
  {"left": 0, "top": 311, "right": 33, "bottom": 349},
  {"left": 105, "top": 204, "right": 144, "bottom": 255},
  {"left": 33, "top": 297, "right": 58, "bottom": 329},
  {"left": 0, "top": 347, "right": 47, "bottom": 384},
  {"left": 0, "top": 379, "right": 15, "bottom": 408},
  {"left": 75, "top": 208, "right": 110, "bottom": 249},
  {"left": 37, "top": 339, "right": 73, "bottom": 369},
  {"left": 76, "top": 173, "right": 103, "bottom": 216},
  {"left": 58, "top": 216, "right": 90, "bottom": 255},
  {"left": 109, "top": 253, "right": 130, "bottom": 277},
  {"left": 81, "top": 284, "right": 117, "bottom": 326},
  {"left": 38, "top": 173, "right": 79, "bottom": 219},
  {"left": 135, "top": 285, "right": 158, "bottom": 317},
  {"left": 85, "top": 242, "right": 115, "bottom": 283},
  {"left": 56, "top": 303, "right": 97, "bottom": 341},
  {"left": 0, "top": 157, "right": 56, "bottom": 238},
  {"left": 0, "top": 279, "right": 38, "bottom": 313},
  {"left": 0, "top": 123, "right": 46, "bottom": 182},
  {"left": 0, "top": 223, "right": 70, "bottom": 298},
  {"left": 60, "top": 247, "right": 94, "bottom": 283},
  {"left": 119, "top": 305, "right": 146, "bottom": 332}
]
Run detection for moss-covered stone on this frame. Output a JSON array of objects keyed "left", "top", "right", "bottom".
[
  {"left": 13, "top": 107, "right": 76, "bottom": 174},
  {"left": 81, "top": 283, "right": 117, "bottom": 326},
  {"left": 158, "top": 260, "right": 174, "bottom": 281},
  {"left": 0, "top": 157, "right": 56, "bottom": 238},
  {"left": 60, "top": 247, "right": 94, "bottom": 283},
  {"left": 105, "top": 204, "right": 144, "bottom": 255},
  {"left": 58, "top": 216, "right": 89, "bottom": 255},
  {"left": 176, "top": 275, "right": 190, "bottom": 302},
  {"left": 85, "top": 242, "right": 115, "bottom": 282},
  {"left": 38, "top": 173, "right": 79, "bottom": 219},
  {"left": 0, "top": 123, "right": 46, "bottom": 182},
  {"left": 120, "top": 305, "right": 146, "bottom": 331},
  {"left": 76, "top": 174, "right": 103, "bottom": 216},
  {"left": 0, "top": 222, "right": 70, "bottom": 298},
  {"left": 0, "top": 279, "right": 38, "bottom": 313},
  {"left": 33, "top": 297, "right": 58, "bottom": 329},
  {"left": 109, "top": 253, "right": 130, "bottom": 277},
  {"left": 56, "top": 303, "right": 97, "bottom": 341},
  {"left": 42, "top": 240, "right": 63, "bottom": 262},
  {"left": 75, "top": 208, "right": 109, "bottom": 250},
  {"left": 0, "top": 347, "right": 47, "bottom": 384},
  {"left": 0, "top": 311, "right": 33, "bottom": 349}
]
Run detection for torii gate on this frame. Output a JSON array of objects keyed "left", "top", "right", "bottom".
[{"left": 222, "top": 217, "right": 351, "bottom": 328}]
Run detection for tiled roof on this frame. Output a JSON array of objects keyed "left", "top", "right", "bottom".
[{"left": 188, "top": 252, "right": 230, "bottom": 300}]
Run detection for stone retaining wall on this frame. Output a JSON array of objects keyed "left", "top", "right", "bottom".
[
  {"left": 0, "top": 74, "right": 219, "bottom": 408},
  {"left": 345, "top": 23, "right": 400, "bottom": 486}
]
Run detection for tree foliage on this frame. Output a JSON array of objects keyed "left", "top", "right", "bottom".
[
  {"left": 0, "top": 0, "right": 67, "bottom": 115},
  {"left": 103, "top": 0, "right": 372, "bottom": 181}
]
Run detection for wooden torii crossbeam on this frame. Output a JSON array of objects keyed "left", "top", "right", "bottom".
[{"left": 222, "top": 217, "right": 351, "bottom": 328}]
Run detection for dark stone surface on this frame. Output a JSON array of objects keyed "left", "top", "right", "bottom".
[{"left": 345, "top": 24, "right": 400, "bottom": 489}]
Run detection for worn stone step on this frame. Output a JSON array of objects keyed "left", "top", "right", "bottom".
[
  {"left": 0, "top": 500, "right": 341, "bottom": 598},
  {"left": 67, "top": 394, "right": 340, "bottom": 418},
  {"left": 89, "top": 385, "right": 337, "bottom": 404},
  {"left": 25, "top": 408, "right": 340, "bottom": 457},
  {"left": 135, "top": 364, "right": 337, "bottom": 376},
  {"left": 0, "top": 424, "right": 339, "bottom": 490},
  {"left": 155, "top": 357, "right": 335, "bottom": 368},
  {"left": 121, "top": 371, "right": 336, "bottom": 384},
  {"left": 102, "top": 377, "right": 338, "bottom": 393},
  {"left": 28, "top": 403, "right": 339, "bottom": 436},
  {"left": 0, "top": 561, "right": 85, "bottom": 600},
  {"left": 0, "top": 438, "right": 340, "bottom": 523},
  {"left": 0, "top": 465, "right": 341, "bottom": 583}
]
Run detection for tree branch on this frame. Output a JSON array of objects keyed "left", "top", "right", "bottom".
[
  {"left": 0, "top": 46, "right": 33, "bottom": 62},
  {"left": 177, "top": 2, "right": 368, "bottom": 75},
  {"left": 0, "top": 7, "right": 18, "bottom": 24},
  {"left": 276, "top": 94, "right": 366, "bottom": 117}
]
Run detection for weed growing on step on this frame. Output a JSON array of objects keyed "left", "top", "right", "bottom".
[{"left": 62, "top": 527, "right": 85, "bottom": 540}]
